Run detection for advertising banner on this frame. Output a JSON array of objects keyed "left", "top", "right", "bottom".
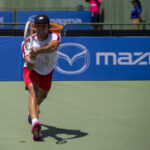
[
  {"left": 0, "top": 36, "right": 150, "bottom": 81},
  {"left": 0, "top": 37, "right": 22, "bottom": 81},
  {"left": 53, "top": 37, "right": 150, "bottom": 80},
  {"left": 0, "top": 11, "right": 14, "bottom": 29},
  {"left": 17, "top": 11, "right": 91, "bottom": 30}
]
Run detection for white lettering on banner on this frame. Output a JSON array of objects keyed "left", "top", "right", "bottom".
[
  {"left": 28, "top": 15, "right": 82, "bottom": 26},
  {"left": 132, "top": 52, "right": 150, "bottom": 65},
  {"left": 96, "top": 53, "right": 117, "bottom": 65},
  {"left": 96, "top": 52, "right": 150, "bottom": 66},
  {"left": 50, "top": 18, "right": 82, "bottom": 25},
  {"left": 118, "top": 53, "right": 132, "bottom": 65}
]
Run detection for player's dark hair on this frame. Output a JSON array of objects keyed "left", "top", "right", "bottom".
[{"left": 34, "top": 14, "right": 50, "bottom": 25}]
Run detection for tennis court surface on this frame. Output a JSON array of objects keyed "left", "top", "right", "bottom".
[{"left": 0, "top": 81, "right": 150, "bottom": 150}]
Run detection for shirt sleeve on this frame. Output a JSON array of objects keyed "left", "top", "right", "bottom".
[
  {"left": 21, "top": 41, "right": 30, "bottom": 58},
  {"left": 136, "top": 6, "right": 141, "bottom": 15},
  {"left": 51, "top": 32, "right": 61, "bottom": 42}
]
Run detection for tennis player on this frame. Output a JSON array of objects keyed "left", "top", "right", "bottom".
[{"left": 21, "top": 14, "right": 61, "bottom": 141}]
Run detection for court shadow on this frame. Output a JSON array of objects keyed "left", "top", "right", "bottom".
[{"left": 41, "top": 124, "right": 88, "bottom": 144}]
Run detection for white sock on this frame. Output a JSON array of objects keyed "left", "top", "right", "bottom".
[{"left": 32, "top": 118, "right": 39, "bottom": 126}]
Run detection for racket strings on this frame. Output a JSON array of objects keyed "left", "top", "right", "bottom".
[{"left": 24, "top": 21, "right": 33, "bottom": 50}]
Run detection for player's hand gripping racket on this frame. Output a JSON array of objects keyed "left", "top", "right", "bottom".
[{"left": 24, "top": 21, "right": 33, "bottom": 51}]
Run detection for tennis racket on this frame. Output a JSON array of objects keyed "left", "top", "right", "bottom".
[{"left": 24, "top": 21, "right": 33, "bottom": 51}]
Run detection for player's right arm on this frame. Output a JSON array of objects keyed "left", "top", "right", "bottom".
[
  {"left": 22, "top": 41, "right": 36, "bottom": 71},
  {"left": 24, "top": 55, "right": 35, "bottom": 71}
]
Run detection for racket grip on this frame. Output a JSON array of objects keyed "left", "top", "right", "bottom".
[
  {"left": 30, "top": 48, "right": 34, "bottom": 51},
  {"left": 28, "top": 58, "right": 35, "bottom": 64}
]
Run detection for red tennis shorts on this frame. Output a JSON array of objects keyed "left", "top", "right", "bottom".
[{"left": 23, "top": 67, "right": 54, "bottom": 91}]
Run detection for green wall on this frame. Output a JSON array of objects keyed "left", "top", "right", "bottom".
[
  {"left": 0, "top": 0, "right": 149, "bottom": 29},
  {"left": 0, "top": 0, "right": 89, "bottom": 10},
  {"left": 101, "top": 0, "right": 149, "bottom": 29}
]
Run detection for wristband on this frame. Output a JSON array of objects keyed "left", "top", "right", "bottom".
[{"left": 28, "top": 58, "right": 35, "bottom": 64}]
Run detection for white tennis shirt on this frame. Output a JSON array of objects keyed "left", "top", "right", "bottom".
[{"left": 22, "top": 32, "right": 61, "bottom": 75}]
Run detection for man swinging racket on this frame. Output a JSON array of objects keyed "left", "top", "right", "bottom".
[{"left": 21, "top": 14, "right": 61, "bottom": 141}]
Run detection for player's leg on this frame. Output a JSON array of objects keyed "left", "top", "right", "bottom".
[
  {"left": 27, "top": 83, "right": 42, "bottom": 141},
  {"left": 23, "top": 67, "right": 39, "bottom": 122},
  {"left": 96, "top": 13, "right": 101, "bottom": 31},
  {"left": 27, "top": 83, "right": 39, "bottom": 120},
  {"left": 23, "top": 67, "right": 42, "bottom": 140},
  {"left": 37, "top": 88, "right": 49, "bottom": 105},
  {"left": 37, "top": 69, "right": 54, "bottom": 105},
  {"left": 27, "top": 88, "right": 48, "bottom": 124},
  {"left": 132, "top": 18, "right": 140, "bottom": 30}
]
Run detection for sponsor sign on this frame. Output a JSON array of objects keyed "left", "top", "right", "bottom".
[
  {"left": 0, "top": 37, "right": 149, "bottom": 81},
  {"left": 53, "top": 37, "right": 150, "bottom": 80},
  {"left": 17, "top": 11, "right": 91, "bottom": 30},
  {"left": 0, "top": 11, "right": 14, "bottom": 29}
]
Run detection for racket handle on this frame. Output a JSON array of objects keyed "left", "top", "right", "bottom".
[
  {"left": 28, "top": 58, "right": 35, "bottom": 64},
  {"left": 30, "top": 48, "right": 34, "bottom": 51}
]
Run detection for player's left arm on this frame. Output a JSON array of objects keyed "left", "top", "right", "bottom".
[{"left": 33, "top": 40, "right": 60, "bottom": 54}]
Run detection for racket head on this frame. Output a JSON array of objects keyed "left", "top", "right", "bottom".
[
  {"left": 32, "top": 23, "right": 63, "bottom": 34},
  {"left": 24, "top": 21, "right": 33, "bottom": 50},
  {"left": 49, "top": 24, "right": 63, "bottom": 33}
]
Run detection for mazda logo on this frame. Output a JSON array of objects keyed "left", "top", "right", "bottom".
[{"left": 55, "top": 43, "right": 90, "bottom": 75}]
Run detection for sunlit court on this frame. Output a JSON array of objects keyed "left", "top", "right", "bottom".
[
  {"left": 0, "top": 81, "right": 150, "bottom": 150},
  {"left": 0, "top": 0, "right": 150, "bottom": 150}
]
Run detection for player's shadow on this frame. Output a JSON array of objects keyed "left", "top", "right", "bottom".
[{"left": 41, "top": 124, "right": 88, "bottom": 144}]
